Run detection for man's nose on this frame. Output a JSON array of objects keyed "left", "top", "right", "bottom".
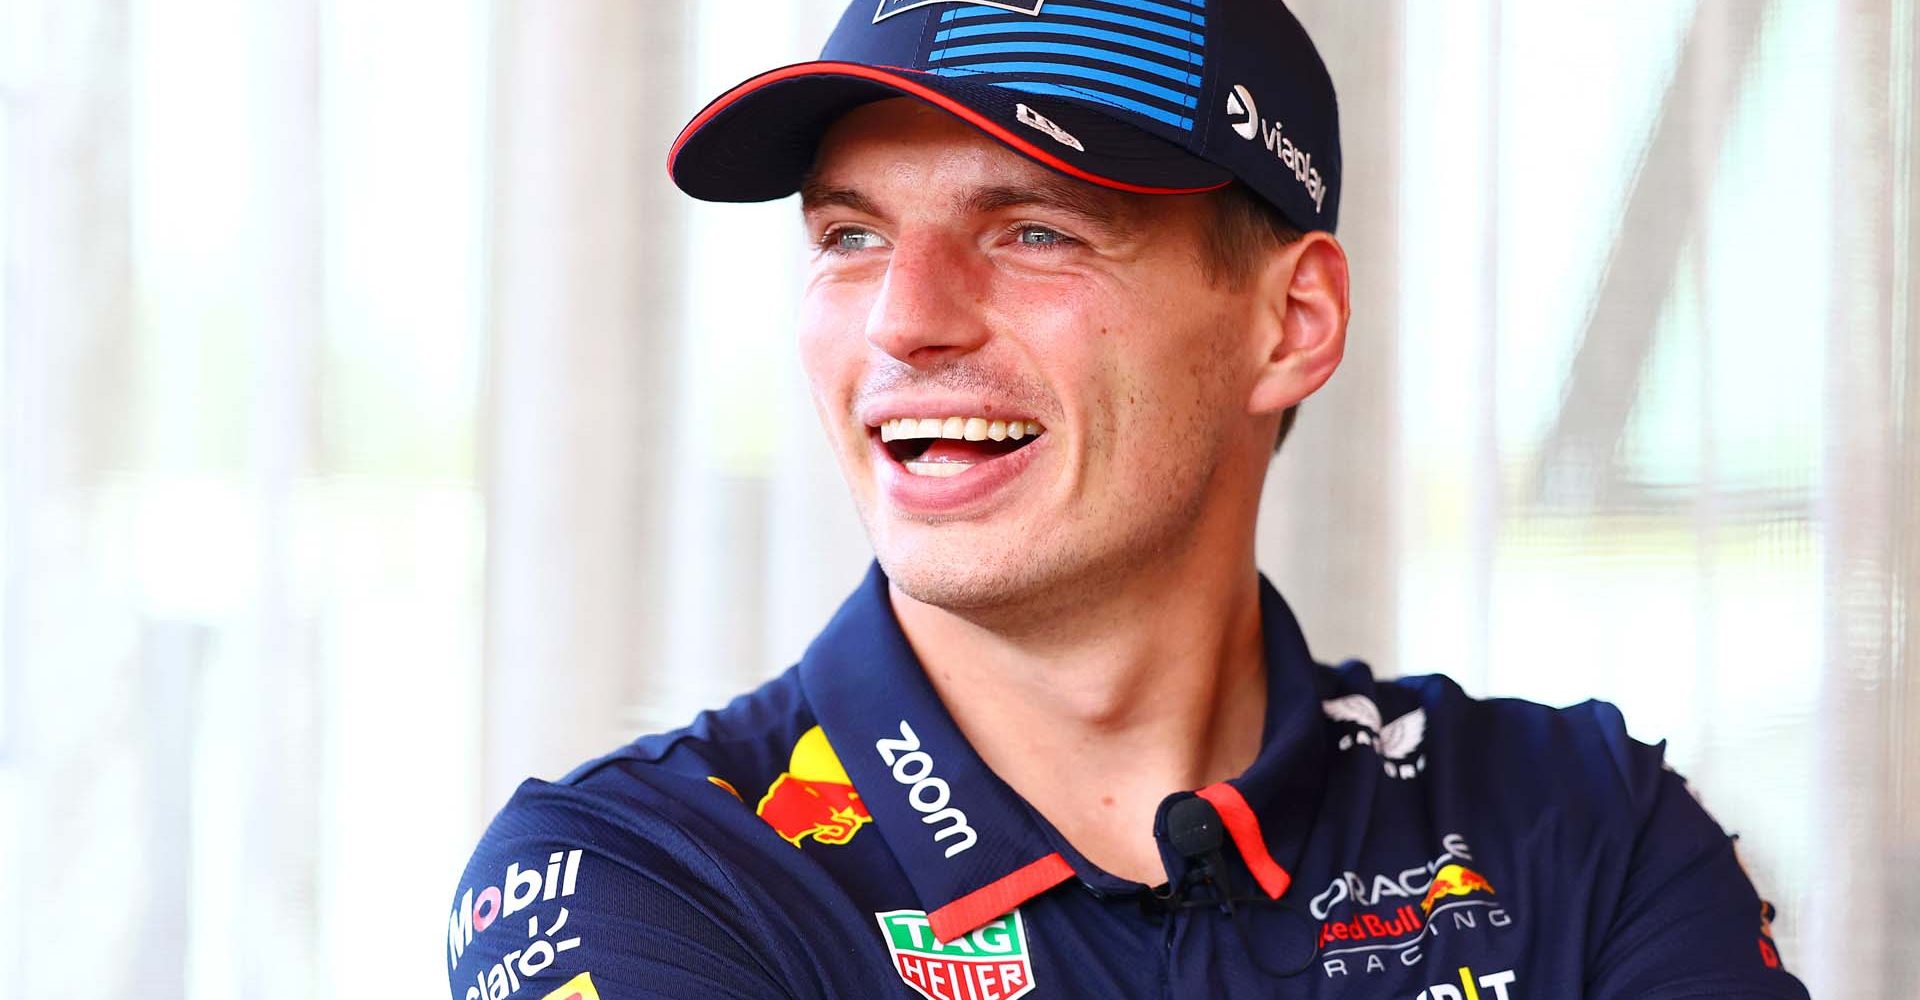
[{"left": 864, "top": 238, "right": 991, "bottom": 364}]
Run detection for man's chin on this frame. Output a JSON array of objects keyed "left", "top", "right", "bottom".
[{"left": 875, "top": 542, "right": 1058, "bottom": 615}]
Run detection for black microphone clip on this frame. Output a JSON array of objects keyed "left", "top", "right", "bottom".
[
  {"left": 1148, "top": 794, "right": 1324, "bottom": 979},
  {"left": 1151, "top": 795, "right": 1238, "bottom": 914}
]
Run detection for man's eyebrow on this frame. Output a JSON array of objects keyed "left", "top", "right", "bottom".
[
  {"left": 960, "top": 181, "right": 1130, "bottom": 236},
  {"left": 798, "top": 177, "right": 1133, "bottom": 237},
  {"left": 800, "top": 181, "right": 885, "bottom": 219}
]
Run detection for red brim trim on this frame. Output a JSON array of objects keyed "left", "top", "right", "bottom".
[
  {"left": 667, "top": 60, "right": 1230, "bottom": 198},
  {"left": 1196, "top": 783, "right": 1291, "bottom": 900},
  {"left": 927, "top": 852, "right": 1075, "bottom": 943}
]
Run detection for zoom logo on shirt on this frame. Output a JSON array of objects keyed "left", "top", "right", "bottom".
[{"left": 877, "top": 720, "right": 979, "bottom": 858}]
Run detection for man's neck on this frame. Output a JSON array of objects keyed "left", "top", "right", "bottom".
[{"left": 889, "top": 554, "right": 1269, "bottom": 886}]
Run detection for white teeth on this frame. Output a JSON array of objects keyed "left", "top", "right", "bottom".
[
  {"left": 904, "top": 461, "right": 971, "bottom": 478},
  {"left": 877, "top": 416, "right": 1049, "bottom": 441}
]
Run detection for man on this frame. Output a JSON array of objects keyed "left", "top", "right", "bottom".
[{"left": 447, "top": 2, "right": 1809, "bottom": 997}]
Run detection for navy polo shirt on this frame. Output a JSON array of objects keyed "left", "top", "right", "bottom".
[{"left": 445, "top": 564, "right": 1809, "bottom": 1000}]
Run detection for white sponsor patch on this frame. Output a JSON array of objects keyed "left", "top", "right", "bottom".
[{"left": 1015, "top": 103, "right": 1085, "bottom": 152}]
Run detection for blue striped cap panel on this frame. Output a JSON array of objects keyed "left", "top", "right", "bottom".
[{"left": 923, "top": 0, "right": 1209, "bottom": 132}]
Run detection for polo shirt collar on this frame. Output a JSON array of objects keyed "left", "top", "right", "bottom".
[
  {"left": 1187, "top": 574, "right": 1332, "bottom": 904},
  {"left": 798, "top": 563, "right": 1328, "bottom": 942}
]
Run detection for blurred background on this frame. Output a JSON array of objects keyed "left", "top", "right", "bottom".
[{"left": 0, "top": 0, "right": 1913, "bottom": 996}]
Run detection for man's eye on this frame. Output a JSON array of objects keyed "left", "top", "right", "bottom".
[
  {"left": 820, "top": 227, "right": 886, "bottom": 253},
  {"left": 1012, "top": 225, "right": 1072, "bottom": 248}
]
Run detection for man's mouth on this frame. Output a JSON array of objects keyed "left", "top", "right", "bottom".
[{"left": 876, "top": 416, "right": 1047, "bottom": 478}]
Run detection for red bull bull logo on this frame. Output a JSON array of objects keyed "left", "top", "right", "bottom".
[
  {"left": 756, "top": 725, "right": 872, "bottom": 847},
  {"left": 1757, "top": 900, "right": 1782, "bottom": 969},
  {"left": 1420, "top": 864, "right": 1495, "bottom": 915}
]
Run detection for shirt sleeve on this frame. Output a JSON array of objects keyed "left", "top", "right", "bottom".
[
  {"left": 444, "top": 780, "right": 798, "bottom": 1000},
  {"left": 1583, "top": 743, "right": 1811, "bottom": 1000}
]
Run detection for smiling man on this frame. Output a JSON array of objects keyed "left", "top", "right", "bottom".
[{"left": 445, "top": 3, "right": 1810, "bottom": 999}]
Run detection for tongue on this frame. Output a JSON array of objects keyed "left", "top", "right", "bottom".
[{"left": 918, "top": 439, "right": 994, "bottom": 463}]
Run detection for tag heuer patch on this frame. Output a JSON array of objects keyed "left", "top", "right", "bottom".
[{"left": 875, "top": 909, "right": 1036, "bottom": 1000}]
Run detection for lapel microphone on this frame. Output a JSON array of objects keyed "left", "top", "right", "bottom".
[
  {"left": 1149, "top": 795, "right": 1323, "bottom": 978},
  {"left": 1165, "top": 796, "right": 1230, "bottom": 905}
]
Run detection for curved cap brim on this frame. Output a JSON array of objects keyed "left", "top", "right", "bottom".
[{"left": 668, "top": 61, "right": 1232, "bottom": 203}]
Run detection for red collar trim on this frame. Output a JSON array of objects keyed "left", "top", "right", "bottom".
[
  {"left": 926, "top": 852, "right": 1075, "bottom": 943},
  {"left": 926, "top": 781, "right": 1293, "bottom": 943},
  {"left": 1195, "top": 783, "right": 1292, "bottom": 899}
]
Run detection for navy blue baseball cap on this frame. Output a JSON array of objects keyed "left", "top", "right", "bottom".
[{"left": 668, "top": 0, "right": 1341, "bottom": 232}]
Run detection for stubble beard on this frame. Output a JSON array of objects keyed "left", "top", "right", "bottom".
[{"left": 864, "top": 435, "right": 1224, "bottom": 631}]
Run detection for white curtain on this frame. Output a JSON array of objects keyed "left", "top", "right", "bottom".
[
  {"left": 1, "top": 0, "right": 490, "bottom": 995},
  {"left": 1, "top": 1, "right": 1912, "bottom": 998}
]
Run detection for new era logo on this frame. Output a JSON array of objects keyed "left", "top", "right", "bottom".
[
  {"left": 875, "top": 0, "right": 1045, "bottom": 24},
  {"left": 1015, "top": 104, "right": 1084, "bottom": 152}
]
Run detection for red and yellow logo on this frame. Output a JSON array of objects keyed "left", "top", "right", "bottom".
[
  {"left": 1757, "top": 901, "right": 1782, "bottom": 969},
  {"left": 1419, "top": 863, "right": 1495, "bottom": 914},
  {"left": 540, "top": 971, "right": 600, "bottom": 1000},
  {"left": 756, "top": 726, "right": 872, "bottom": 848}
]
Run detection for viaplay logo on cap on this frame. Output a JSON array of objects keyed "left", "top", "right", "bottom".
[
  {"left": 1225, "top": 82, "right": 1329, "bottom": 216},
  {"left": 875, "top": 0, "right": 1045, "bottom": 24},
  {"left": 1227, "top": 84, "right": 1261, "bottom": 140}
]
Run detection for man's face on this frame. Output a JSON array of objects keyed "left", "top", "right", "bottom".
[{"left": 798, "top": 98, "right": 1269, "bottom": 612}]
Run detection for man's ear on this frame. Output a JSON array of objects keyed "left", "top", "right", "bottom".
[{"left": 1247, "top": 232, "right": 1350, "bottom": 416}]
